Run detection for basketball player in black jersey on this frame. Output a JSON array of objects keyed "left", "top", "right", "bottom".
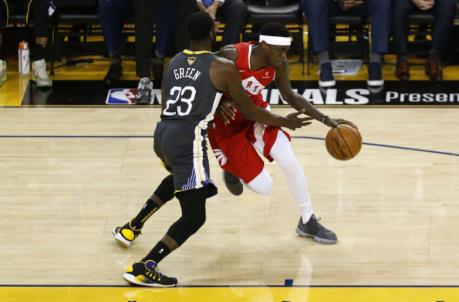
[{"left": 114, "top": 12, "right": 312, "bottom": 287}]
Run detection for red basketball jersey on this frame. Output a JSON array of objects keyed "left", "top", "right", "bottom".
[
  {"left": 209, "top": 42, "right": 276, "bottom": 137},
  {"left": 233, "top": 42, "right": 276, "bottom": 105},
  {"left": 208, "top": 42, "right": 290, "bottom": 178}
]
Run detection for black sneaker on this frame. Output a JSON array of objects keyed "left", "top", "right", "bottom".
[
  {"left": 104, "top": 62, "right": 122, "bottom": 85},
  {"left": 123, "top": 260, "right": 177, "bottom": 287},
  {"left": 112, "top": 221, "right": 142, "bottom": 247},
  {"left": 296, "top": 215, "right": 337, "bottom": 244},
  {"left": 223, "top": 171, "right": 243, "bottom": 196},
  {"left": 135, "top": 77, "right": 153, "bottom": 105},
  {"left": 318, "top": 62, "right": 335, "bottom": 88},
  {"left": 367, "top": 62, "right": 384, "bottom": 87}
]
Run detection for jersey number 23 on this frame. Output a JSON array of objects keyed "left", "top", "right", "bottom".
[{"left": 163, "top": 86, "right": 197, "bottom": 116}]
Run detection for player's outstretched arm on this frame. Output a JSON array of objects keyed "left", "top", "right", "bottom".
[
  {"left": 275, "top": 61, "right": 356, "bottom": 128},
  {"left": 210, "top": 58, "right": 312, "bottom": 130}
]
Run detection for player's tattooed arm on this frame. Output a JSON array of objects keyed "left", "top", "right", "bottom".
[{"left": 215, "top": 45, "right": 238, "bottom": 63}]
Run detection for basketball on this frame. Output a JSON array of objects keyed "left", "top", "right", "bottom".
[{"left": 325, "top": 124, "right": 362, "bottom": 160}]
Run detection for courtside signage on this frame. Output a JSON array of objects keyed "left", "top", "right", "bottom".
[{"left": 106, "top": 81, "right": 459, "bottom": 106}]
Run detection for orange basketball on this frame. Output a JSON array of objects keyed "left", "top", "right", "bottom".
[{"left": 325, "top": 124, "right": 362, "bottom": 160}]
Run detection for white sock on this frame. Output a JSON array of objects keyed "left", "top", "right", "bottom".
[{"left": 270, "top": 132, "right": 314, "bottom": 223}]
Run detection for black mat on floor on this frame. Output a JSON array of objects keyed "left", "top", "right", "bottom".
[{"left": 22, "top": 80, "right": 158, "bottom": 106}]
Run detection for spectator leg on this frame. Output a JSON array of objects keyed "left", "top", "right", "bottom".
[
  {"left": 301, "top": 0, "right": 335, "bottom": 53},
  {"left": 155, "top": 0, "right": 174, "bottom": 58},
  {"left": 430, "top": 0, "right": 456, "bottom": 54},
  {"left": 0, "top": 0, "right": 5, "bottom": 59},
  {"left": 134, "top": 0, "right": 160, "bottom": 78},
  {"left": 392, "top": 0, "right": 415, "bottom": 58},
  {"left": 29, "top": 0, "right": 50, "bottom": 61},
  {"left": 354, "top": 0, "right": 390, "bottom": 55},
  {"left": 219, "top": 0, "right": 247, "bottom": 47},
  {"left": 99, "top": 0, "right": 132, "bottom": 58},
  {"left": 171, "top": 0, "right": 196, "bottom": 54}
]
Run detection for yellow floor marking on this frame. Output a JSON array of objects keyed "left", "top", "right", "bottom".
[{"left": 0, "top": 287, "right": 458, "bottom": 302}]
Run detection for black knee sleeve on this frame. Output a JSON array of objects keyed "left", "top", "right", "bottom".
[
  {"left": 153, "top": 174, "right": 175, "bottom": 203},
  {"left": 166, "top": 187, "right": 208, "bottom": 246},
  {"left": 185, "top": 209, "right": 206, "bottom": 235}
]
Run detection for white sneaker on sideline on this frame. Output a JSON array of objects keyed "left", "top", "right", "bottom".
[
  {"left": 0, "top": 60, "right": 7, "bottom": 86},
  {"left": 32, "top": 59, "right": 52, "bottom": 88}
]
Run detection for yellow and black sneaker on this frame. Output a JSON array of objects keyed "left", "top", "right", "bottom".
[
  {"left": 123, "top": 260, "right": 177, "bottom": 287},
  {"left": 112, "top": 221, "right": 142, "bottom": 247}
]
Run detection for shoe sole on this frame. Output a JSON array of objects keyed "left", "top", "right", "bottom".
[
  {"left": 318, "top": 79, "right": 336, "bottom": 88},
  {"left": 123, "top": 273, "right": 177, "bottom": 287},
  {"left": 32, "top": 79, "right": 53, "bottom": 88},
  {"left": 223, "top": 171, "right": 243, "bottom": 196},
  {"left": 112, "top": 227, "right": 132, "bottom": 247},
  {"left": 135, "top": 100, "right": 153, "bottom": 105},
  {"left": 367, "top": 79, "right": 384, "bottom": 87},
  {"left": 296, "top": 227, "right": 337, "bottom": 245}
]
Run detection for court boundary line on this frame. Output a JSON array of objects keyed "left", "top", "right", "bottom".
[
  {"left": 0, "top": 135, "right": 458, "bottom": 157},
  {"left": 1, "top": 284, "right": 459, "bottom": 288}
]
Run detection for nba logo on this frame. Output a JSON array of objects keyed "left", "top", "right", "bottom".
[{"left": 105, "top": 88, "right": 137, "bottom": 104}]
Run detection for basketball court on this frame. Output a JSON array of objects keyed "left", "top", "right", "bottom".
[
  {"left": 1, "top": 95, "right": 458, "bottom": 300},
  {"left": 0, "top": 16, "right": 459, "bottom": 295}
]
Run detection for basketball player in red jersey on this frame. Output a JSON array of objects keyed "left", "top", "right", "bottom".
[{"left": 208, "top": 22, "right": 357, "bottom": 244}]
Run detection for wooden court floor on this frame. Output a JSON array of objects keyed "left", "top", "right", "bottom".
[{"left": 0, "top": 107, "right": 458, "bottom": 301}]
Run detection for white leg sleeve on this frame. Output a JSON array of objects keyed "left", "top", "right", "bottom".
[
  {"left": 246, "top": 169, "right": 273, "bottom": 196},
  {"left": 269, "top": 131, "right": 314, "bottom": 223}
]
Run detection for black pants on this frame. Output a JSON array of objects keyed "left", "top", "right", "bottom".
[
  {"left": 133, "top": 0, "right": 161, "bottom": 78},
  {"left": 392, "top": 0, "right": 456, "bottom": 54},
  {"left": 1, "top": 0, "right": 50, "bottom": 37},
  {"left": 1, "top": 0, "right": 50, "bottom": 60},
  {"left": 302, "top": 0, "right": 390, "bottom": 53},
  {"left": 134, "top": 0, "right": 195, "bottom": 78},
  {"left": 218, "top": 0, "right": 247, "bottom": 47},
  {"left": 171, "top": 0, "right": 195, "bottom": 54}
]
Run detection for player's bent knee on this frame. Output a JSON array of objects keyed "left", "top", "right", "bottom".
[
  {"left": 193, "top": 213, "right": 206, "bottom": 232},
  {"left": 256, "top": 184, "right": 272, "bottom": 196},
  {"left": 247, "top": 170, "right": 273, "bottom": 195},
  {"left": 185, "top": 213, "right": 206, "bottom": 235}
]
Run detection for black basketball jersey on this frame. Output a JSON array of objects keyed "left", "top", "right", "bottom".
[{"left": 161, "top": 50, "right": 223, "bottom": 130}]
